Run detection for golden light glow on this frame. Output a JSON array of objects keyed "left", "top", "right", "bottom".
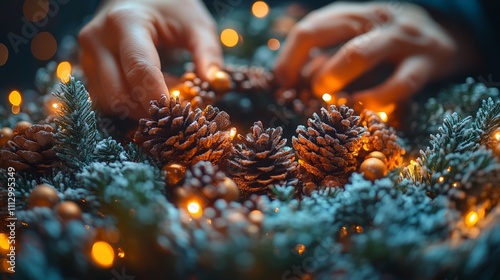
[
  {"left": 322, "top": 93, "right": 332, "bottom": 102},
  {"left": 452, "top": 182, "right": 458, "bottom": 188},
  {"left": 187, "top": 201, "right": 203, "bottom": 218},
  {"left": 2, "top": 258, "right": 13, "bottom": 273},
  {"left": 24, "top": 0, "right": 49, "bottom": 22},
  {"left": 252, "top": 1, "right": 269, "bottom": 18},
  {"left": 274, "top": 207, "right": 279, "bottom": 213},
  {"left": 438, "top": 176, "right": 444, "bottom": 183},
  {"left": 0, "top": 43, "right": 8, "bottom": 67},
  {"left": 117, "top": 247, "right": 125, "bottom": 258},
  {"left": 377, "top": 112, "right": 388, "bottom": 122},
  {"left": 295, "top": 244, "right": 306, "bottom": 255},
  {"left": 0, "top": 233, "right": 9, "bottom": 251},
  {"left": 31, "top": 32, "right": 57, "bottom": 61},
  {"left": 447, "top": 166, "right": 452, "bottom": 172},
  {"left": 230, "top": 127, "right": 237, "bottom": 140},
  {"left": 91, "top": 241, "right": 114, "bottom": 268},
  {"left": 8, "top": 90, "right": 22, "bottom": 106},
  {"left": 11, "top": 106, "right": 20, "bottom": 115},
  {"left": 56, "top": 61, "right": 72, "bottom": 83},
  {"left": 465, "top": 211, "right": 479, "bottom": 227},
  {"left": 220, "top": 29, "right": 239, "bottom": 47},
  {"left": 337, "top": 97, "right": 347, "bottom": 105},
  {"left": 171, "top": 90, "right": 180, "bottom": 98},
  {"left": 495, "top": 130, "right": 500, "bottom": 141},
  {"left": 267, "top": 38, "right": 280, "bottom": 51},
  {"left": 340, "top": 226, "right": 348, "bottom": 237},
  {"left": 355, "top": 225, "right": 364, "bottom": 233}
]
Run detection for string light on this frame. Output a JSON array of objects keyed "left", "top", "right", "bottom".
[
  {"left": 0, "top": 233, "right": 9, "bottom": 251},
  {"left": 11, "top": 106, "right": 20, "bottom": 115},
  {"left": 187, "top": 200, "right": 203, "bottom": 218},
  {"left": 56, "top": 61, "right": 72, "bottom": 83},
  {"left": 465, "top": 211, "right": 479, "bottom": 227},
  {"left": 438, "top": 176, "right": 444, "bottom": 183},
  {"left": 295, "top": 244, "right": 306, "bottom": 255},
  {"left": 377, "top": 112, "right": 388, "bottom": 122},
  {"left": 230, "top": 127, "right": 237, "bottom": 139},
  {"left": 220, "top": 29, "right": 239, "bottom": 47},
  {"left": 355, "top": 225, "right": 364, "bottom": 233},
  {"left": 340, "top": 226, "right": 348, "bottom": 237},
  {"left": 117, "top": 247, "right": 125, "bottom": 258},
  {"left": 322, "top": 93, "right": 332, "bottom": 102},
  {"left": 171, "top": 90, "right": 181, "bottom": 98},
  {"left": 8, "top": 90, "right": 22, "bottom": 106},
  {"left": 267, "top": 38, "right": 280, "bottom": 51},
  {"left": 494, "top": 130, "right": 500, "bottom": 141},
  {"left": 91, "top": 241, "right": 114, "bottom": 268},
  {"left": 251, "top": 1, "right": 269, "bottom": 18}
]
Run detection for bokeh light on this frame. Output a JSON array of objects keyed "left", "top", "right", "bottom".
[
  {"left": 11, "top": 106, "right": 21, "bottom": 115},
  {"left": 220, "top": 29, "right": 239, "bottom": 47},
  {"left": 91, "top": 241, "right": 114, "bottom": 268},
  {"left": 57, "top": 61, "right": 72, "bottom": 83},
  {"left": 23, "top": 0, "right": 49, "bottom": 22},
  {"left": 322, "top": 93, "right": 332, "bottom": 102},
  {"left": 0, "top": 233, "right": 9, "bottom": 251},
  {"left": 252, "top": 1, "right": 270, "bottom": 18},
  {"left": 230, "top": 127, "right": 237, "bottom": 140},
  {"left": 465, "top": 211, "right": 479, "bottom": 227},
  {"left": 0, "top": 44, "right": 8, "bottom": 67},
  {"left": 8, "top": 90, "right": 22, "bottom": 106},
  {"left": 187, "top": 200, "right": 203, "bottom": 218},
  {"left": 31, "top": 32, "right": 57, "bottom": 60},
  {"left": 267, "top": 38, "right": 280, "bottom": 51},
  {"left": 377, "top": 112, "right": 388, "bottom": 122}
]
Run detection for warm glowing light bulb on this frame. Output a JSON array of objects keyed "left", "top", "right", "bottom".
[
  {"left": 171, "top": 90, "right": 180, "bottom": 98},
  {"left": 91, "top": 241, "right": 114, "bottom": 268},
  {"left": 187, "top": 200, "right": 203, "bottom": 217},
  {"left": 267, "top": 38, "right": 280, "bottom": 51},
  {"left": 495, "top": 131, "right": 500, "bottom": 141},
  {"left": 355, "top": 225, "right": 364, "bottom": 233},
  {"left": 295, "top": 244, "right": 306, "bottom": 255},
  {"left": 230, "top": 127, "right": 237, "bottom": 140},
  {"left": 220, "top": 29, "right": 239, "bottom": 47},
  {"left": 465, "top": 211, "right": 479, "bottom": 227},
  {"left": 438, "top": 176, "right": 444, "bottom": 183},
  {"left": 11, "top": 106, "right": 20, "bottom": 115},
  {"left": 322, "top": 93, "right": 332, "bottom": 102},
  {"left": 8, "top": 90, "right": 22, "bottom": 106},
  {"left": 0, "top": 234, "right": 9, "bottom": 251},
  {"left": 117, "top": 247, "right": 125, "bottom": 258},
  {"left": 56, "top": 61, "right": 71, "bottom": 83},
  {"left": 377, "top": 112, "right": 388, "bottom": 122},
  {"left": 252, "top": 1, "right": 269, "bottom": 18}
]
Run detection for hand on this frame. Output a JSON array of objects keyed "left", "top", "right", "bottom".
[
  {"left": 79, "top": 0, "right": 222, "bottom": 120},
  {"left": 274, "top": 2, "right": 480, "bottom": 112}
]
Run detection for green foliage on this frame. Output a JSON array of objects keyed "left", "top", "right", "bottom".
[
  {"left": 474, "top": 98, "right": 500, "bottom": 148},
  {"left": 53, "top": 77, "right": 98, "bottom": 170}
]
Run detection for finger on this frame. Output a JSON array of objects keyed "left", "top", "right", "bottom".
[
  {"left": 351, "top": 56, "right": 433, "bottom": 112},
  {"left": 118, "top": 24, "right": 167, "bottom": 113},
  {"left": 274, "top": 17, "right": 364, "bottom": 87},
  {"left": 312, "top": 27, "right": 395, "bottom": 96},
  {"left": 188, "top": 24, "right": 224, "bottom": 81},
  {"left": 99, "top": 49, "right": 147, "bottom": 120}
]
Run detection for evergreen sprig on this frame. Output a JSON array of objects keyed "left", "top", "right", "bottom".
[
  {"left": 474, "top": 98, "right": 500, "bottom": 148},
  {"left": 53, "top": 77, "right": 98, "bottom": 170}
]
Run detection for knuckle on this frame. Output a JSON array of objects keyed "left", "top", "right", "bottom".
[
  {"left": 125, "top": 60, "right": 150, "bottom": 85},
  {"left": 291, "top": 22, "right": 314, "bottom": 42},
  {"left": 105, "top": 6, "right": 137, "bottom": 29}
]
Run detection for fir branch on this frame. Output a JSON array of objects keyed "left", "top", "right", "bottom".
[
  {"left": 94, "top": 137, "right": 127, "bottom": 163},
  {"left": 474, "top": 98, "right": 500, "bottom": 148},
  {"left": 53, "top": 77, "right": 98, "bottom": 170}
]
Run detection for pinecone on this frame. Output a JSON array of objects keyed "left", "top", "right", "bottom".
[
  {"left": 227, "top": 121, "right": 298, "bottom": 198},
  {"left": 176, "top": 71, "right": 216, "bottom": 109},
  {"left": 0, "top": 123, "right": 59, "bottom": 172},
  {"left": 134, "top": 95, "right": 232, "bottom": 167},
  {"left": 224, "top": 65, "right": 275, "bottom": 93},
  {"left": 359, "top": 110, "right": 405, "bottom": 170},
  {"left": 175, "top": 161, "right": 238, "bottom": 205},
  {"left": 293, "top": 105, "right": 367, "bottom": 186}
]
